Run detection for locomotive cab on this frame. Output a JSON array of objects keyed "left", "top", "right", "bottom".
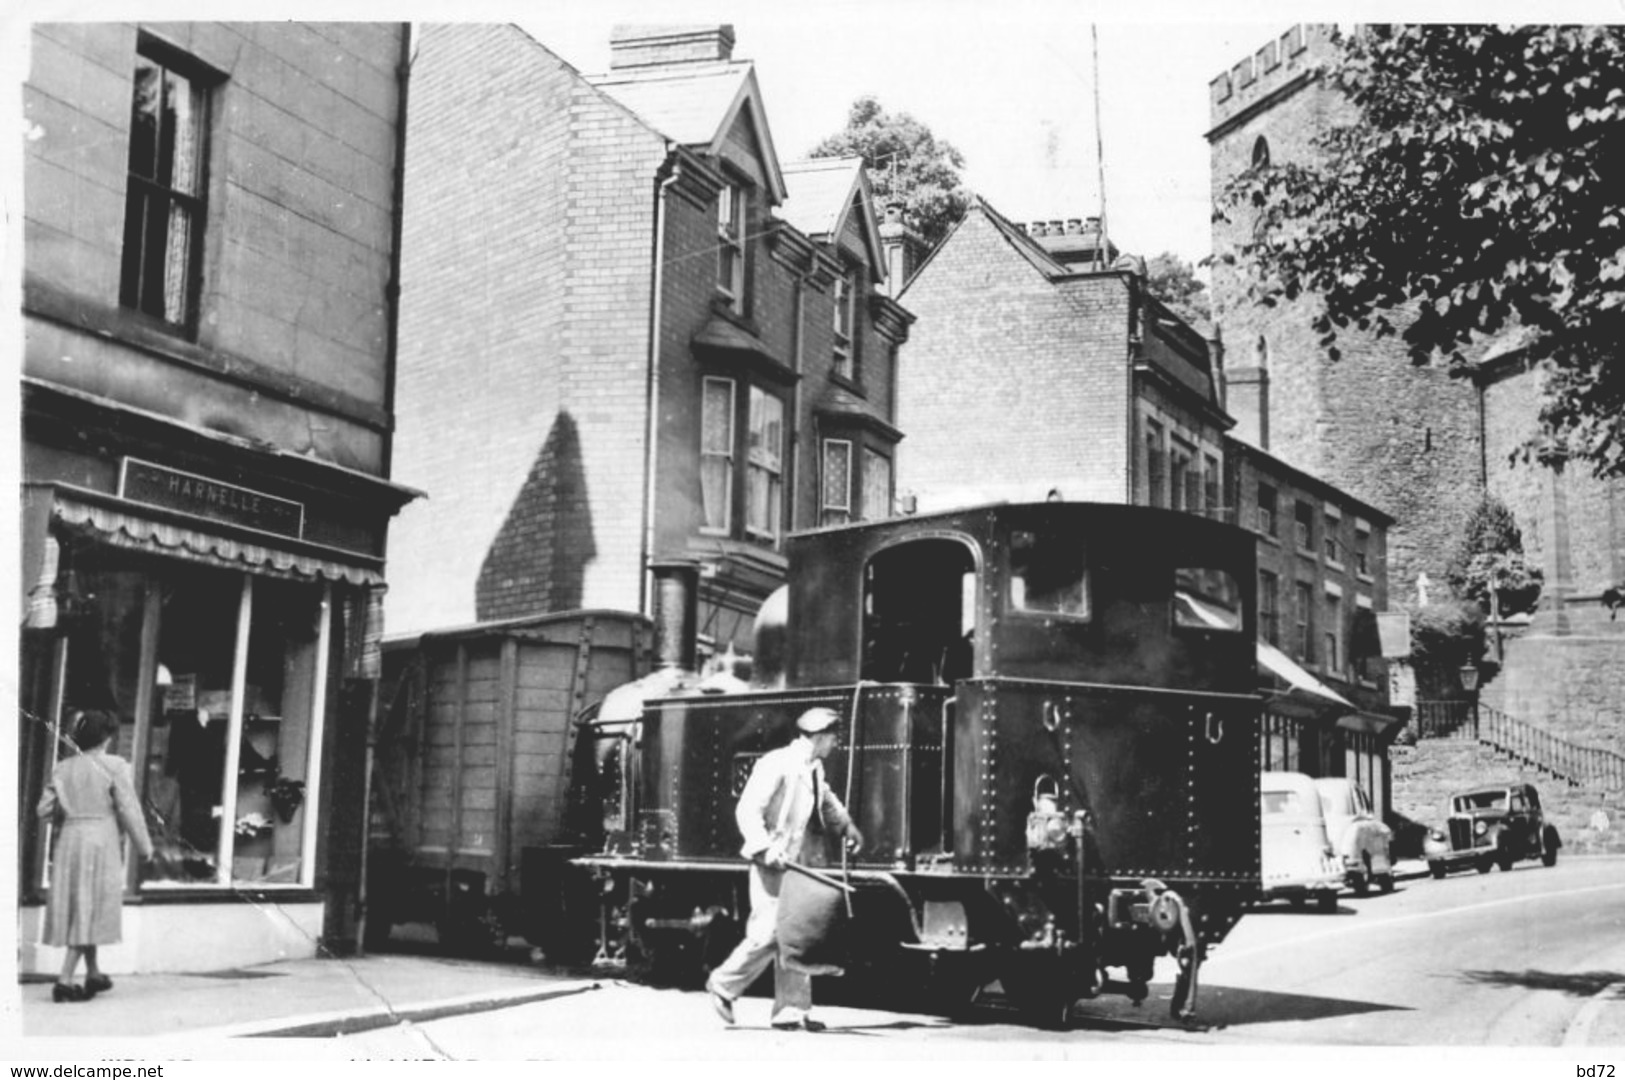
[{"left": 575, "top": 502, "right": 1262, "bottom": 1024}]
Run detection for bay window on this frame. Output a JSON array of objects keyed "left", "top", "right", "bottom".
[{"left": 701, "top": 375, "right": 786, "bottom": 542}]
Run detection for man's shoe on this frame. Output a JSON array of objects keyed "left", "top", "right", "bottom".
[
  {"left": 771, "top": 1018, "right": 826, "bottom": 1032},
  {"left": 705, "top": 980, "right": 734, "bottom": 1024}
]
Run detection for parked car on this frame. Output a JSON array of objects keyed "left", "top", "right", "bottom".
[
  {"left": 1258, "top": 771, "right": 1346, "bottom": 912},
  {"left": 1313, "top": 777, "right": 1395, "bottom": 895},
  {"left": 1422, "top": 782, "right": 1561, "bottom": 878}
]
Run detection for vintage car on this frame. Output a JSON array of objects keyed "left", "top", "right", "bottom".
[
  {"left": 1258, "top": 771, "right": 1346, "bottom": 912},
  {"left": 1423, "top": 782, "right": 1561, "bottom": 877},
  {"left": 1313, "top": 777, "right": 1395, "bottom": 895}
]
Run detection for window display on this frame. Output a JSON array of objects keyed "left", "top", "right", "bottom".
[{"left": 29, "top": 542, "right": 329, "bottom": 892}]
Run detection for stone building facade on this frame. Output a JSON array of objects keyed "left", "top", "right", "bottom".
[
  {"left": 388, "top": 24, "right": 911, "bottom": 658},
  {"left": 1207, "top": 24, "right": 1482, "bottom": 608},
  {"left": 19, "top": 22, "right": 417, "bottom": 973},
  {"left": 1208, "top": 24, "right": 1624, "bottom": 756}
]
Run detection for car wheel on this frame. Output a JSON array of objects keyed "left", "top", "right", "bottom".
[
  {"left": 1542, "top": 842, "right": 1558, "bottom": 868},
  {"left": 1476, "top": 857, "right": 1494, "bottom": 874},
  {"left": 1377, "top": 873, "right": 1395, "bottom": 894},
  {"left": 1497, "top": 853, "right": 1514, "bottom": 872},
  {"left": 1353, "top": 856, "right": 1371, "bottom": 897},
  {"left": 1317, "top": 891, "right": 1337, "bottom": 914},
  {"left": 1429, "top": 862, "right": 1446, "bottom": 880}
]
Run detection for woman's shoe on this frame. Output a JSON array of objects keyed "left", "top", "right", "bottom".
[
  {"left": 85, "top": 974, "right": 112, "bottom": 995},
  {"left": 51, "top": 983, "right": 87, "bottom": 1003}
]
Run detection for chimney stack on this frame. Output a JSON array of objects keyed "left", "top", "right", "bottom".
[{"left": 609, "top": 25, "right": 736, "bottom": 70}]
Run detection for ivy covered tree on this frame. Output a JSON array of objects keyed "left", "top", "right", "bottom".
[
  {"left": 1145, "top": 252, "right": 1212, "bottom": 326},
  {"left": 810, "top": 95, "right": 971, "bottom": 252},
  {"left": 1444, "top": 496, "right": 1543, "bottom": 617},
  {"left": 1218, "top": 25, "right": 1625, "bottom": 477}
]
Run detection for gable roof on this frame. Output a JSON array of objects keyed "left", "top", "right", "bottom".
[
  {"left": 778, "top": 157, "right": 885, "bottom": 278},
  {"left": 589, "top": 60, "right": 787, "bottom": 203}
]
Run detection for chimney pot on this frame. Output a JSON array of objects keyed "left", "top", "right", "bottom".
[{"left": 1066, "top": 218, "right": 1083, "bottom": 235}]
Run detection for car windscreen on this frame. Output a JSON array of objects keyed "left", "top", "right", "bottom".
[{"left": 1453, "top": 790, "right": 1508, "bottom": 812}]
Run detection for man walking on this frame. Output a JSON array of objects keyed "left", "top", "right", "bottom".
[{"left": 705, "top": 707, "right": 863, "bottom": 1031}]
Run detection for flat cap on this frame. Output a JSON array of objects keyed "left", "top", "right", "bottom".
[{"left": 796, "top": 707, "right": 840, "bottom": 734}]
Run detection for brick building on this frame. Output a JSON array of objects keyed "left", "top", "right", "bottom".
[
  {"left": 897, "top": 198, "right": 1227, "bottom": 514},
  {"left": 1208, "top": 25, "right": 1624, "bottom": 754},
  {"left": 1229, "top": 438, "right": 1397, "bottom": 810},
  {"left": 387, "top": 24, "right": 911, "bottom": 660},
  {"left": 19, "top": 23, "right": 418, "bottom": 972},
  {"left": 897, "top": 195, "right": 1401, "bottom": 807}
]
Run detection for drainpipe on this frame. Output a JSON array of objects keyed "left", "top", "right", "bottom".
[
  {"left": 358, "top": 20, "right": 413, "bottom": 958},
  {"left": 640, "top": 152, "right": 680, "bottom": 618}
]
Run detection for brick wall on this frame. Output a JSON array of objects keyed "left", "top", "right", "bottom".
[
  {"left": 389, "top": 24, "right": 664, "bottom": 633},
  {"left": 897, "top": 207, "right": 1132, "bottom": 512}
]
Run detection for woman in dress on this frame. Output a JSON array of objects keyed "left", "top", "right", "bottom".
[{"left": 37, "top": 709, "right": 153, "bottom": 1002}]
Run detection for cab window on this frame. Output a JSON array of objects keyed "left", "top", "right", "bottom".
[
  {"left": 1008, "top": 530, "right": 1090, "bottom": 620},
  {"left": 1174, "top": 567, "right": 1243, "bottom": 631}
]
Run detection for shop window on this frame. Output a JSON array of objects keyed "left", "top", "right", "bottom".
[
  {"left": 121, "top": 36, "right": 214, "bottom": 331},
  {"left": 821, "top": 439, "right": 852, "bottom": 527},
  {"left": 716, "top": 182, "right": 746, "bottom": 312},
  {"left": 31, "top": 546, "right": 330, "bottom": 893}
]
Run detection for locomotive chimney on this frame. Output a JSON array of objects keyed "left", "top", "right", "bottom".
[{"left": 649, "top": 559, "right": 700, "bottom": 672}]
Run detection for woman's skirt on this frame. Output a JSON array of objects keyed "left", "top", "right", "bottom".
[{"left": 42, "top": 818, "right": 127, "bottom": 946}]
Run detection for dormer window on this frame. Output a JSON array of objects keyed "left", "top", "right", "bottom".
[
  {"left": 833, "top": 269, "right": 856, "bottom": 380},
  {"left": 717, "top": 182, "right": 745, "bottom": 311}
]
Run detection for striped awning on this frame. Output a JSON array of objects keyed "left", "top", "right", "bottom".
[{"left": 51, "top": 493, "right": 384, "bottom": 588}]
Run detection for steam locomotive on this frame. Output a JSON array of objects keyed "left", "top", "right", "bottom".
[{"left": 569, "top": 501, "right": 1262, "bottom": 1025}]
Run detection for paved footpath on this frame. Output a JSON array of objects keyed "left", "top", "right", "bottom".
[{"left": 6, "top": 952, "right": 599, "bottom": 1048}]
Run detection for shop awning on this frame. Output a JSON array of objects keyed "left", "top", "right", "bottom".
[
  {"left": 1257, "top": 640, "right": 1355, "bottom": 709},
  {"left": 50, "top": 489, "right": 385, "bottom": 588}
]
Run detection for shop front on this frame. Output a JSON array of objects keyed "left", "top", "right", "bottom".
[{"left": 18, "top": 396, "right": 417, "bottom": 975}]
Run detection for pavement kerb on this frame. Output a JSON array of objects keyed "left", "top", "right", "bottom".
[{"left": 190, "top": 977, "right": 604, "bottom": 1040}]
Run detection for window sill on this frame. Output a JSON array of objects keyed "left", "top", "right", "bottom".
[
  {"left": 1356, "top": 572, "right": 1375, "bottom": 584},
  {"left": 1326, "top": 559, "right": 1346, "bottom": 573},
  {"left": 1255, "top": 532, "right": 1282, "bottom": 546},
  {"left": 830, "top": 372, "right": 865, "bottom": 397}
]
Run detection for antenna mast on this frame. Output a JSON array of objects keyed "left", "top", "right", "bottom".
[{"left": 1091, "top": 24, "right": 1109, "bottom": 271}]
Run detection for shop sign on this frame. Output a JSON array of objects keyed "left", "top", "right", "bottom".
[
  {"left": 120, "top": 458, "right": 304, "bottom": 539},
  {"left": 1376, "top": 612, "right": 1412, "bottom": 658},
  {"left": 1387, "top": 660, "right": 1416, "bottom": 708}
]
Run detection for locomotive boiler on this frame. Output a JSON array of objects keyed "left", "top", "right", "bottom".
[{"left": 573, "top": 501, "right": 1262, "bottom": 1024}]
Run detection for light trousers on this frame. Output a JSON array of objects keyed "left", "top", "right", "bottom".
[{"left": 708, "top": 862, "right": 811, "bottom": 1023}]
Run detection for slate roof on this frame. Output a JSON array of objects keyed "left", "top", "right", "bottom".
[
  {"left": 779, "top": 157, "right": 885, "bottom": 279},
  {"left": 588, "top": 59, "right": 786, "bottom": 202}
]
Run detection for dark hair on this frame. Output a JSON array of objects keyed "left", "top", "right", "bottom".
[{"left": 71, "top": 709, "right": 120, "bottom": 751}]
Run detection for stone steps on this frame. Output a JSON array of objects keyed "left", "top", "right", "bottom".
[{"left": 1388, "top": 737, "right": 1625, "bottom": 857}]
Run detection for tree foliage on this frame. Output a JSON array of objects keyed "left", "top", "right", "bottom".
[
  {"left": 1409, "top": 601, "right": 1491, "bottom": 697},
  {"left": 1218, "top": 25, "right": 1625, "bottom": 477},
  {"left": 810, "top": 95, "right": 971, "bottom": 252},
  {"left": 1442, "top": 495, "right": 1542, "bottom": 616},
  {"left": 1145, "top": 252, "right": 1211, "bottom": 325}
]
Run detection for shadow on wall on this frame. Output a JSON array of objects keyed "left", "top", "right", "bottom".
[{"left": 476, "top": 410, "right": 596, "bottom": 620}]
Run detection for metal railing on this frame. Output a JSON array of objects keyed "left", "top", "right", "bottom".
[{"left": 1413, "top": 699, "right": 1625, "bottom": 788}]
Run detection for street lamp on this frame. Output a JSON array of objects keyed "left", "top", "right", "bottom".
[{"left": 1459, "top": 661, "right": 1481, "bottom": 740}]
